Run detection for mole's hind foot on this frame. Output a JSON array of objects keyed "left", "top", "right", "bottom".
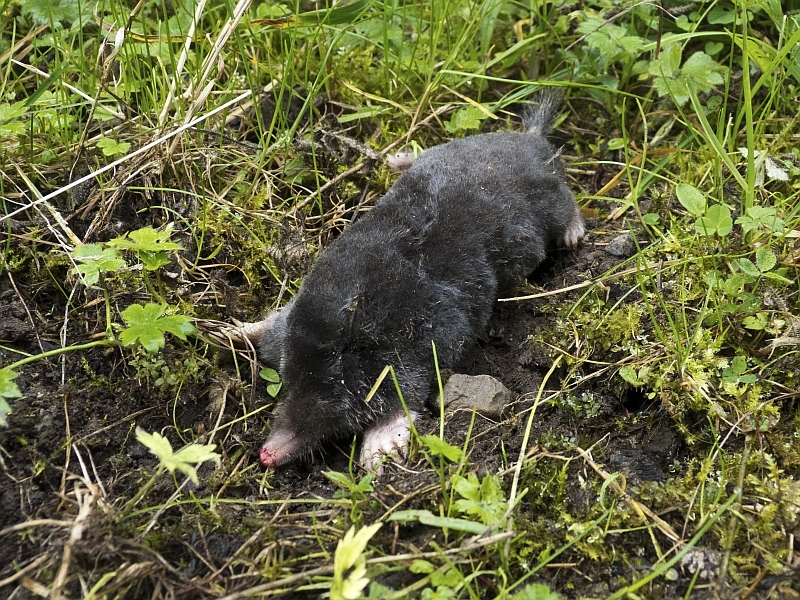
[{"left": 360, "top": 411, "right": 418, "bottom": 474}]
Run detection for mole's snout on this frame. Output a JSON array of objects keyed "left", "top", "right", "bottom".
[{"left": 260, "top": 427, "right": 303, "bottom": 467}]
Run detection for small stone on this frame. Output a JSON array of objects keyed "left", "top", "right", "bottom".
[
  {"left": 443, "top": 374, "right": 513, "bottom": 418},
  {"left": 605, "top": 233, "right": 636, "bottom": 257}
]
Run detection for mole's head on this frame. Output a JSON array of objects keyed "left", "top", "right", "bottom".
[{"left": 257, "top": 302, "right": 389, "bottom": 468}]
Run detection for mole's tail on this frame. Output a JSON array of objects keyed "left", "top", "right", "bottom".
[{"left": 523, "top": 89, "right": 565, "bottom": 137}]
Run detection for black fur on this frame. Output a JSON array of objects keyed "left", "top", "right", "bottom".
[{"left": 258, "top": 92, "right": 582, "bottom": 464}]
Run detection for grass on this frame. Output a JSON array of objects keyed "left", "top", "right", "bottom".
[{"left": 1, "top": 0, "right": 800, "bottom": 598}]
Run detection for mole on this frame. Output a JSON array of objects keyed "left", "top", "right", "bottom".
[{"left": 238, "top": 91, "right": 584, "bottom": 471}]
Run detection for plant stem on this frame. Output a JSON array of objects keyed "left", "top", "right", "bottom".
[{"left": 3, "top": 339, "right": 115, "bottom": 371}]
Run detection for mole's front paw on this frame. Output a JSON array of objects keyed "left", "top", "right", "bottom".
[
  {"left": 560, "top": 209, "right": 585, "bottom": 248},
  {"left": 360, "top": 411, "right": 417, "bottom": 473}
]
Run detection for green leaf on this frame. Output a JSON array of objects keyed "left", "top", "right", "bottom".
[
  {"left": 0, "top": 398, "right": 10, "bottom": 427},
  {"left": 331, "top": 522, "right": 382, "bottom": 600},
  {"left": 708, "top": 6, "right": 736, "bottom": 24},
  {"left": 619, "top": 365, "right": 644, "bottom": 386},
  {"left": 120, "top": 304, "right": 196, "bottom": 353},
  {"left": 650, "top": 43, "right": 682, "bottom": 79},
  {"left": 419, "top": 434, "right": 463, "bottom": 462},
  {"left": 735, "top": 206, "right": 783, "bottom": 233},
  {"left": 0, "top": 101, "right": 27, "bottom": 136},
  {"left": 108, "top": 227, "right": 182, "bottom": 252},
  {"left": 20, "top": 0, "right": 87, "bottom": 25},
  {"left": 135, "top": 426, "right": 220, "bottom": 484},
  {"left": 259, "top": 368, "right": 282, "bottom": 397},
  {"left": 650, "top": 46, "right": 727, "bottom": 106},
  {"left": 71, "top": 244, "right": 126, "bottom": 286},
  {"left": 97, "top": 137, "right": 131, "bottom": 157},
  {"left": 742, "top": 313, "right": 768, "bottom": 330},
  {"left": 324, "top": 470, "right": 374, "bottom": 497},
  {"left": 682, "top": 51, "right": 726, "bottom": 88},
  {"left": 108, "top": 227, "right": 182, "bottom": 271},
  {"left": 388, "top": 509, "right": 487, "bottom": 534},
  {"left": 259, "top": 367, "right": 280, "bottom": 382},
  {"left": 763, "top": 270, "right": 794, "bottom": 285},
  {"left": 429, "top": 567, "right": 461, "bottom": 588},
  {"left": 444, "top": 106, "right": 488, "bottom": 134},
  {"left": 755, "top": 247, "right": 777, "bottom": 272},
  {"left": 736, "top": 258, "right": 761, "bottom": 279},
  {"left": 409, "top": 559, "right": 435, "bottom": 574},
  {"left": 452, "top": 473, "right": 508, "bottom": 526},
  {"left": 675, "top": 183, "right": 706, "bottom": 216},
  {"left": 295, "top": 0, "right": 371, "bottom": 26},
  {"left": 0, "top": 368, "right": 22, "bottom": 426},
  {"left": 695, "top": 204, "right": 732, "bottom": 236},
  {"left": 511, "top": 583, "right": 562, "bottom": 600}
]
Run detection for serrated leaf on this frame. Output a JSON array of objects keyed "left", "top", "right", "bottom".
[
  {"left": 97, "top": 137, "right": 131, "bottom": 157},
  {"left": 331, "top": 522, "right": 382, "bottom": 600},
  {"left": 649, "top": 43, "right": 682, "bottom": 79},
  {"left": 675, "top": 183, "right": 706, "bottom": 216},
  {"left": 742, "top": 313, "right": 768, "bottom": 330},
  {"left": 120, "top": 303, "right": 196, "bottom": 353},
  {"left": 0, "top": 368, "right": 22, "bottom": 400},
  {"left": 735, "top": 206, "right": 783, "bottom": 233},
  {"left": 21, "top": 0, "right": 87, "bottom": 26},
  {"left": 0, "top": 368, "right": 22, "bottom": 426},
  {"left": 650, "top": 47, "right": 727, "bottom": 106},
  {"left": 135, "top": 426, "right": 220, "bottom": 484},
  {"left": 444, "top": 105, "right": 488, "bottom": 133},
  {"left": 452, "top": 473, "right": 508, "bottom": 525},
  {"left": 695, "top": 204, "right": 732, "bottom": 236},
  {"left": 419, "top": 434, "right": 463, "bottom": 462},
  {"left": 71, "top": 244, "right": 126, "bottom": 285},
  {"left": 108, "top": 226, "right": 182, "bottom": 252},
  {"left": 755, "top": 247, "right": 777, "bottom": 272},
  {"left": 681, "top": 51, "right": 727, "bottom": 89}
]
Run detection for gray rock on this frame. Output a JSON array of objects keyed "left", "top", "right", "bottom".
[
  {"left": 605, "top": 233, "right": 636, "bottom": 257},
  {"left": 442, "top": 374, "right": 513, "bottom": 418}
]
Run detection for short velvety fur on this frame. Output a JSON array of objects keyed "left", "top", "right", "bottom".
[{"left": 256, "top": 93, "right": 583, "bottom": 466}]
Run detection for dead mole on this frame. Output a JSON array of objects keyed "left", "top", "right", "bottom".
[{"left": 238, "top": 90, "right": 584, "bottom": 471}]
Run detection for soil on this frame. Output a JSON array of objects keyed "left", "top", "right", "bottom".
[{"left": 0, "top": 112, "right": 716, "bottom": 599}]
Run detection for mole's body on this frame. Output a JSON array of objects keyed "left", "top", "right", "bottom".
[{"left": 242, "top": 92, "right": 584, "bottom": 470}]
